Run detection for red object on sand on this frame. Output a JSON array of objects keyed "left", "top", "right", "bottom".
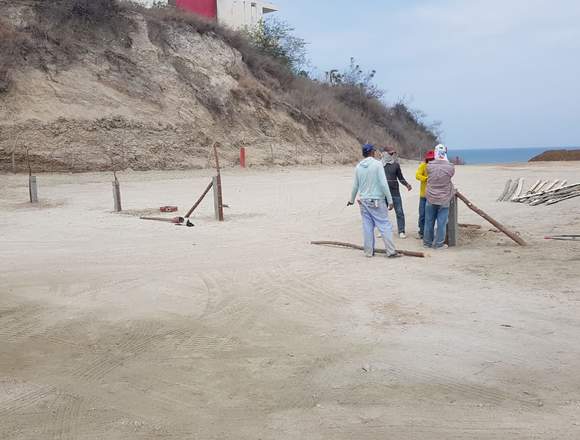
[{"left": 160, "top": 206, "right": 178, "bottom": 213}]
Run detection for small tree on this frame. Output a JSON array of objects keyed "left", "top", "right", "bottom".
[
  {"left": 247, "top": 18, "right": 307, "bottom": 74},
  {"left": 325, "top": 57, "right": 384, "bottom": 100}
]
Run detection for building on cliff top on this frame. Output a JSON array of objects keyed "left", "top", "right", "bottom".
[{"left": 136, "top": 0, "right": 278, "bottom": 29}]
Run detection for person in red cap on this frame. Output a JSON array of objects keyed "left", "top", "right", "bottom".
[{"left": 415, "top": 150, "right": 436, "bottom": 239}]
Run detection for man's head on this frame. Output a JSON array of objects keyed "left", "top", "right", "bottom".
[
  {"left": 381, "top": 146, "right": 397, "bottom": 164},
  {"left": 434, "top": 144, "right": 448, "bottom": 161},
  {"left": 362, "top": 143, "right": 376, "bottom": 158},
  {"left": 383, "top": 146, "right": 396, "bottom": 156}
]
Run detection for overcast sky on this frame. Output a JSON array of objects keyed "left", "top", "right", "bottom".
[{"left": 273, "top": 0, "right": 580, "bottom": 149}]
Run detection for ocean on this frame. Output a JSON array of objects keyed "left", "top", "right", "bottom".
[{"left": 446, "top": 146, "right": 580, "bottom": 165}]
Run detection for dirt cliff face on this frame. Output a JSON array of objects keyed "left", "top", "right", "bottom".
[
  {"left": 529, "top": 150, "right": 580, "bottom": 162},
  {"left": 0, "top": 2, "right": 434, "bottom": 172}
]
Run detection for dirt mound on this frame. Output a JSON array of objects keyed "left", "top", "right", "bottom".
[
  {"left": 529, "top": 149, "right": 580, "bottom": 162},
  {"left": 0, "top": 1, "right": 437, "bottom": 172}
]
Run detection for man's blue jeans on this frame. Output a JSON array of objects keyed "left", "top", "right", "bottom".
[
  {"left": 359, "top": 199, "right": 397, "bottom": 257},
  {"left": 391, "top": 195, "right": 405, "bottom": 234},
  {"left": 418, "top": 197, "right": 427, "bottom": 238},
  {"left": 423, "top": 202, "right": 449, "bottom": 248}
]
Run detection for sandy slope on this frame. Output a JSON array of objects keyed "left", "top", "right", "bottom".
[{"left": 0, "top": 162, "right": 579, "bottom": 439}]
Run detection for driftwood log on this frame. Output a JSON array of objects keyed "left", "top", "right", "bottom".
[
  {"left": 140, "top": 216, "right": 184, "bottom": 224},
  {"left": 514, "top": 183, "right": 580, "bottom": 205},
  {"left": 311, "top": 241, "right": 425, "bottom": 258},
  {"left": 511, "top": 178, "right": 525, "bottom": 200},
  {"left": 455, "top": 191, "right": 527, "bottom": 246},
  {"left": 497, "top": 179, "right": 512, "bottom": 202},
  {"left": 504, "top": 180, "right": 519, "bottom": 201}
]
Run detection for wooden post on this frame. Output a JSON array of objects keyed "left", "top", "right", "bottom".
[
  {"left": 446, "top": 194, "right": 458, "bottom": 247},
  {"left": 11, "top": 152, "right": 16, "bottom": 173},
  {"left": 29, "top": 176, "right": 38, "bottom": 203},
  {"left": 112, "top": 178, "right": 122, "bottom": 212},
  {"left": 185, "top": 180, "right": 213, "bottom": 218},
  {"left": 212, "top": 176, "right": 220, "bottom": 220},
  {"left": 239, "top": 147, "right": 246, "bottom": 168},
  {"left": 213, "top": 144, "right": 224, "bottom": 221},
  {"left": 456, "top": 191, "right": 527, "bottom": 246}
]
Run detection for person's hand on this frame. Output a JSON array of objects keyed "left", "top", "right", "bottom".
[
  {"left": 406, "top": 184, "right": 413, "bottom": 191},
  {"left": 388, "top": 204, "right": 394, "bottom": 211},
  {"left": 347, "top": 201, "right": 354, "bottom": 206}
]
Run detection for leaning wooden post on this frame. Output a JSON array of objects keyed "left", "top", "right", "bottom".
[
  {"left": 185, "top": 179, "right": 213, "bottom": 218},
  {"left": 456, "top": 190, "right": 527, "bottom": 246},
  {"left": 112, "top": 172, "right": 122, "bottom": 212},
  {"left": 446, "top": 194, "right": 458, "bottom": 247},
  {"left": 213, "top": 143, "right": 224, "bottom": 221}
]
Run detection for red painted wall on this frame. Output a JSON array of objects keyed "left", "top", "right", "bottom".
[{"left": 175, "top": 0, "right": 217, "bottom": 19}]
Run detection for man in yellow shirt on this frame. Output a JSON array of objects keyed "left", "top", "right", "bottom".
[{"left": 415, "top": 150, "right": 435, "bottom": 239}]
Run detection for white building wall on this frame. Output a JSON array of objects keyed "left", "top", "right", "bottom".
[{"left": 217, "top": 0, "right": 278, "bottom": 29}]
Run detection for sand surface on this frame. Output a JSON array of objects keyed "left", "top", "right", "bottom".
[{"left": 1, "top": 162, "right": 579, "bottom": 439}]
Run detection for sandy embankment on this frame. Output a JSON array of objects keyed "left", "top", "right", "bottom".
[{"left": 0, "top": 162, "right": 579, "bottom": 439}]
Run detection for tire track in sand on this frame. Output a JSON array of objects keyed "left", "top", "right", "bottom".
[
  {"left": 0, "top": 385, "right": 56, "bottom": 418},
  {"left": 0, "top": 304, "right": 47, "bottom": 342},
  {"left": 50, "top": 393, "right": 83, "bottom": 440}
]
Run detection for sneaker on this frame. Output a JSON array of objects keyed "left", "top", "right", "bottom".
[
  {"left": 387, "top": 252, "right": 403, "bottom": 258},
  {"left": 399, "top": 232, "right": 407, "bottom": 239},
  {"left": 423, "top": 243, "right": 432, "bottom": 249},
  {"left": 435, "top": 244, "right": 449, "bottom": 250},
  {"left": 415, "top": 233, "right": 423, "bottom": 240}
]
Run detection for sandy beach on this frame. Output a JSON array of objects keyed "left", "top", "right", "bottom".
[{"left": 1, "top": 161, "right": 579, "bottom": 439}]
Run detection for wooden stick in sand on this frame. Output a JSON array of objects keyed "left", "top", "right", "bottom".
[
  {"left": 184, "top": 180, "right": 214, "bottom": 218},
  {"left": 213, "top": 143, "right": 224, "bottom": 222},
  {"left": 140, "top": 216, "right": 184, "bottom": 224},
  {"left": 455, "top": 191, "right": 527, "bottom": 246},
  {"left": 311, "top": 241, "right": 425, "bottom": 258}
]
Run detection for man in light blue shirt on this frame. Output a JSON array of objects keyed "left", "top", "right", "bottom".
[{"left": 348, "top": 144, "right": 400, "bottom": 258}]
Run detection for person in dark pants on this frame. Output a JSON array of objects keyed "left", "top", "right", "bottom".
[
  {"left": 415, "top": 150, "right": 436, "bottom": 239},
  {"left": 381, "top": 146, "right": 412, "bottom": 239}
]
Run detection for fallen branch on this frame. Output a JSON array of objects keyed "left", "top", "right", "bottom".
[
  {"left": 311, "top": 241, "right": 425, "bottom": 258},
  {"left": 511, "top": 178, "right": 525, "bottom": 200},
  {"left": 496, "top": 179, "right": 512, "bottom": 202},
  {"left": 455, "top": 191, "right": 527, "bottom": 246},
  {"left": 545, "top": 235, "right": 580, "bottom": 241},
  {"left": 546, "top": 191, "right": 580, "bottom": 206},
  {"left": 513, "top": 182, "right": 580, "bottom": 203},
  {"left": 504, "top": 180, "right": 519, "bottom": 201},
  {"left": 140, "top": 216, "right": 184, "bottom": 224}
]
